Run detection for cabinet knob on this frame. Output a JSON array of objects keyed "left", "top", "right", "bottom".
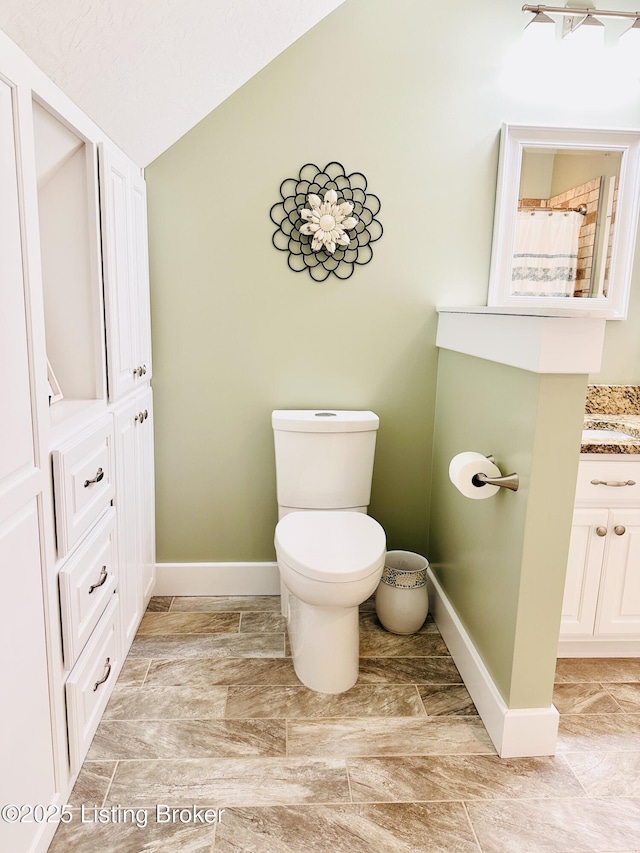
[
  {"left": 143, "top": 409, "right": 149, "bottom": 420},
  {"left": 596, "top": 526, "right": 608, "bottom": 537},
  {"left": 135, "top": 411, "right": 145, "bottom": 424},
  {"left": 614, "top": 525, "right": 626, "bottom": 536}
]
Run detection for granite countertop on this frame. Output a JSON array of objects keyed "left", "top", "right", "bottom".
[
  {"left": 580, "top": 385, "right": 640, "bottom": 455},
  {"left": 581, "top": 415, "right": 640, "bottom": 455}
]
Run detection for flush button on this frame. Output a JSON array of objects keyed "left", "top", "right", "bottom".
[{"left": 315, "top": 412, "right": 337, "bottom": 417}]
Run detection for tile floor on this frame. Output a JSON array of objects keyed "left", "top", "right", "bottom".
[{"left": 49, "top": 595, "right": 640, "bottom": 852}]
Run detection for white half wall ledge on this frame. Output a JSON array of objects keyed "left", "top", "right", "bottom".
[
  {"left": 427, "top": 568, "right": 559, "bottom": 758},
  {"left": 154, "top": 562, "right": 280, "bottom": 597},
  {"left": 436, "top": 307, "right": 606, "bottom": 374}
]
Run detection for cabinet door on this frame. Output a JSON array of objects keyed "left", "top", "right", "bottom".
[
  {"left": 136, "top": 387, "right": 156, "bottom": 606},
  {"left": 114, "top": 396, "right": 142, "bottom": 648},
  {"left": 99, "top": 143, "right": 151, "bottom": 402},
  {"left": 0, "top": 78, "right": 56, "bottom": 852},
  {"left": 131, "top": 172, "right": 152, "bottom": 382},
  {"left": 560, "top": 507, "right": 608, "bottom": 636},
  {"left": 114, "top": 388, "right": 156, "bottom": 649},
  {"left": 597, "top": 508, "right": 640, "bottom": 636},
  {"left": 100, "top": 143, "right": 137, "bottom": 401}
]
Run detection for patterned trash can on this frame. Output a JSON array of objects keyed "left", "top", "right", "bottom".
[{"left": 375, "top": 550, "right": 429, "bottom": 635}]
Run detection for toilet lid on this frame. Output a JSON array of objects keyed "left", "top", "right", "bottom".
[{"left": 275, "top": 511, "right": 386, "bottom": 583}]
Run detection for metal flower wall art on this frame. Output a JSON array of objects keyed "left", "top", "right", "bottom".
[{"left": 270, "top": 162, "right": 383, "bottom": 282}]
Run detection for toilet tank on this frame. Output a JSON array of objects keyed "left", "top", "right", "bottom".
[{"left": 272, "top": 410, "right": 379, "bottom": 511}]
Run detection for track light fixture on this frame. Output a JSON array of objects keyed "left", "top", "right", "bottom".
[
  {"left": 523, "top": 5, "right": 640, "bottom": 30},
  {"left": 621, "top": 14, "right": 640, "bottom": 37}
]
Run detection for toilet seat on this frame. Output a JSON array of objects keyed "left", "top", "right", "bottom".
[{"left": 275, "top": 510, "right": 386, "bottom": 583}]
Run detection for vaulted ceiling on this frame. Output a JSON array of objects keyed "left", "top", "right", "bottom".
[{"left": 0, "top": 0, "right": 345, "bottom": 166}]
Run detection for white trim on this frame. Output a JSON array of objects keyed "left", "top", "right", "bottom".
[
  {"left": 558, "top": 639, "right": 640, "bottom": 657},
  {"left": 427, "top": 568, "right": 559, "bottom": 757},
  {"left": 436, "top": 309, "right": 605, "bottom": 374},
  {"left": 155, "top": 562, "right": 280, "bottom": 596}
]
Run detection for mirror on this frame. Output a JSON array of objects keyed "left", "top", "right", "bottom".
[{"left": 487, "top": 125, "right": 640, "bottom": 319}]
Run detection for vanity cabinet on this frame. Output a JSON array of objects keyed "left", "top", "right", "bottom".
[
  {"left": 0, "top": 29, "right": 155, "bottom": 853},
  {"left": 559, "top": 458, "right": 640, "bottom": 655}
]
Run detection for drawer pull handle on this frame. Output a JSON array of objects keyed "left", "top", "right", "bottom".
[
  {"left": 596, "top": 526, "right": 608, "bottom": 537},
  {"left": 88, "top": 566, "right": 108, "bottom": 594},
  {"left": 93, "top": 657, "right": 112, "bottom": 692},
  {"left": 614, "top": 525, "right": 626, "bottom": 536},
  {"left": 84, "top": 468, "right": 104, "bottom": 487},
  {"left": 590, "top": 479, "right": 636, "bottom": 487}
]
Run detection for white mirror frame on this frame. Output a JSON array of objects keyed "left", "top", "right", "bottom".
[{"left": 488, "top": 124, "right": 640, "bottom": 319}]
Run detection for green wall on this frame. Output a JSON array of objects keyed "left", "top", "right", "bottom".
[
  {"left": 146, "top": 0, "right": 640, "bottom": 565},
  {"left": 429, "top": 352, "right": 587, "bottom": 707}
]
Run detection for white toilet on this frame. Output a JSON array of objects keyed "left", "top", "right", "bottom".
[{"left": 272, "top": 410, "right": 386, "bottom": 694}]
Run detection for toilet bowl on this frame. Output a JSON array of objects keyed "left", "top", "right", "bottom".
[{"left": 275, "top": 510, "right": 386, "bottom": 694}]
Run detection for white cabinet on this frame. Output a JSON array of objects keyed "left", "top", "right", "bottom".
[
  {"left": 0, "top": 75, "right": 56, "bottom": 853},
  {"left": 58, "top": 509, "right": 118, "bottom": 668},
  {"left": 137, "top": 386, "right": 157, "bottom": 604},
  {"left": 65, "top": 595, "right": 121, "bottom": 774},
  {"left": 0, "top": 29, "right": 155, "bottom": 853},
  {"left": 597, "top": 508, "right": 640, "bottom": 635},
  {"left": 559, "top": 458, "right": 640, "bottom": 655},
  {"left": 51, "top": 417, "right": 115, "bottom": 556},
  {"left": 114, "top": 387, "right": 156, "bottom": 649},
  {"left": 561, "top": 507, "right": 608, "bottom": 636},
  {"left": 100, "top": 143, "right": 152, "bottom": 402}
]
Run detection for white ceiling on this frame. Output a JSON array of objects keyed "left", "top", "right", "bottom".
[{"left": 0, "top": 0, "right": 345, "bottom": 166}]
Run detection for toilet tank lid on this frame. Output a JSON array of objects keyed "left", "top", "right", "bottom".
[{"left": 272, "top": 410, "right": 379, "bottom": 433}]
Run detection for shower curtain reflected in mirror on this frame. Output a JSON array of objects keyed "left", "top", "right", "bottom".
[{"left": 511, "top": 210, "right": 583, "bottom": 297}]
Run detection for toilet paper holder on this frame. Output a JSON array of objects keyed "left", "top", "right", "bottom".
[{"left": 472, "top": 456, "right": 519, "bottom": 492}]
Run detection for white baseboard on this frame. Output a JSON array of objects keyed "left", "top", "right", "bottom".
[
  {"left": 154, "top": 562, "right": 280, "bottom": 596},
  {"left": 558, "top": 639, "right": 640, "bottom": 657},
  {"left": 427, "top": 568, "right": 559, "bottom": 758}
]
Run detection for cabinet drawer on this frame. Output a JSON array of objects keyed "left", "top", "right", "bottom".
[
  {"left": 66, "top": 595, "right": 120, "bottom": 774},
  {"left": 52, "top": 416, "right": 115, "bottom": 556},
  {"left": 575, "top": 459, "right": 640, "bottom": 505},
  {"left": 59, "top": 509, "right": 118, "bottom": 668}
]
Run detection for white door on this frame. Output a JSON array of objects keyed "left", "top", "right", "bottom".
[
  {"left": 560, "top": 507, "right": 608, "bottom": 636},
  {"left": 0, "top": 77, "right": 56, "bottom": 853},
  {"left": 597, "top": 508, "right": 640, "bottom": 636}
]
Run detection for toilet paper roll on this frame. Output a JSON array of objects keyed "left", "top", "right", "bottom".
[{"left": 449, "top": 452, "right": 502, "bottom": 500}]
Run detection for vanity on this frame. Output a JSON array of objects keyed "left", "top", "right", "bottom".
[{"left": 559, "top": 385, "right": 640, "bottom": 656}]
